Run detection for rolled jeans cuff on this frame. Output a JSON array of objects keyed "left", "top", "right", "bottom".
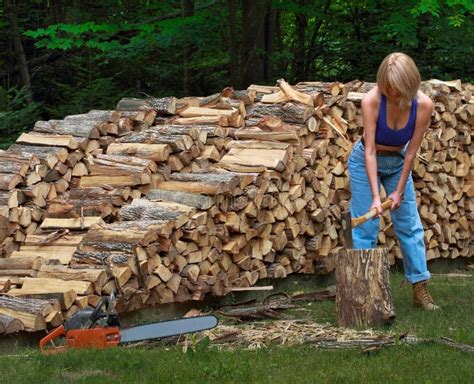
[{"left": 406, "top": 271, "right": 431, "bottom": 284}]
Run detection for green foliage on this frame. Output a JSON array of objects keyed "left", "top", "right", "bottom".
[
  {"left": 24, "top": 22, "right": 122, "bottom": 51},
  {"left": 185, "top": 335, "right": 211, "bottom": 360},
  {"left": 46, "top": 73, "right": 120, "bottom": 118},
  {"left": 0, "top": 87, "right": 41, "bottom": 149}
]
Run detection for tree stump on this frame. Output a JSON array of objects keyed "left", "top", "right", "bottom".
[{"left": 336, "top": 248, "right": 395, "bottom": 327}]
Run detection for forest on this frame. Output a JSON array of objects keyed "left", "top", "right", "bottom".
[{"left": 1, "top": 0, "right": 473, "bottom": 147}]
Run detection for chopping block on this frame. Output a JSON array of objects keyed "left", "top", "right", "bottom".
[{"left": 336, "top": 200, "right": 396, "bottom": 327}]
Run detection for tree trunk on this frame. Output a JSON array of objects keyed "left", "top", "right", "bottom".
[
  {"left": 240, "top": 0, "right": 269, "bottom": 87},
  {"left": 336, "top": 248, "right": 395, "bottom": 327},
  {"left": 227, "top": 0, "right": 239, "bottom": 86},
  {"left": 264, "top": 5, "right": 277, "bottom": 82},
  {"left": 304, "top": 0, "right": 332, "bottom": 80},
  {"left": 293, "top": 0, "right": 308, "bottom": 82},
  {"left": 4, "top": 0, "right": 32, "bottom": 103},
  {"left": 181, "top": 0, "right": 195, "bottom": 95}
]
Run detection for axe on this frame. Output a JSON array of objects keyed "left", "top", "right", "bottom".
[{"left": 342, "top": 199, "right": 393, "bottom": 249}]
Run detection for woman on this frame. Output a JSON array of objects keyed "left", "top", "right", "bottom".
[{"left": 348, "top": 52, "right": 439, "bottom": 310}]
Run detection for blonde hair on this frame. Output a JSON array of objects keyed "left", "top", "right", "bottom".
[{"left": 377, "top": 52, "right": 421, "bottom": 109}]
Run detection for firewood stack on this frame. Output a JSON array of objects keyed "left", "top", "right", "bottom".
[
  {"left": 0, "top": 108, "right": 160, "bottom": 254},
  {"left": 0, "top": 78, "right": 471, "bottom": 334}
]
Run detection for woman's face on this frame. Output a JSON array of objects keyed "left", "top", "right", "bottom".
[{"left": 386, "top": 85, "right": 402, "bottom": 102}]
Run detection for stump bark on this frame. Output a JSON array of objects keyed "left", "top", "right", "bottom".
[{"left": 336, "top": 248, "right": 395, "bottom": 327}]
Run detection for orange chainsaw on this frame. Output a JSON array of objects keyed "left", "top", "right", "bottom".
[{"left": 40, "top": 294, "right": 218, "bottom": 354}]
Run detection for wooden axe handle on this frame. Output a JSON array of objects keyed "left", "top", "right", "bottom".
[{"left": 351, "top": 199, "right": 393, "bottom": 228}]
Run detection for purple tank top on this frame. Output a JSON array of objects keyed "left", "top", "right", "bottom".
[{"left": 375, "top": 94, "right": 417, "bottom": 147}]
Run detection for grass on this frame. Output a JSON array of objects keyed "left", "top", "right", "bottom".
[{"left": 0, "top": 269, "right": 473, "bottom": 384}]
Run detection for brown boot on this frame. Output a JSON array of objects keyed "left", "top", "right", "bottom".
[{"left": 413, "top": 281, "right": 439, "bottom": 310}]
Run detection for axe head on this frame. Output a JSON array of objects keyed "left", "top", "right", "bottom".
[{"left": 341, "top": 210, "right": 353, "bottom": 249}]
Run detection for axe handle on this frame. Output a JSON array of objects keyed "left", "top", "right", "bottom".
[{"left": 351, "top": 199, "right": 393, "bottom": 228}]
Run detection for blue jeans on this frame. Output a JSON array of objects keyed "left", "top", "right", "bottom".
[{"left": 348, "top": 140, "right": 430, "bottom": 284}]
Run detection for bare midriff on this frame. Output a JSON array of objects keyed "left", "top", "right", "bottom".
[{"left": 375, "top": 143, "right": 404, "bottom": 152}]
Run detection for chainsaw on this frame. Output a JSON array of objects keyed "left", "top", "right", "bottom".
[{"left": 39, "top": 293, "right": 218, "bottom": 354}]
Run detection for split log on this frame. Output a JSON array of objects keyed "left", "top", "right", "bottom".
[
  {"left": 246, "top": 102, "right": 314, "bottom": 124},
  {"left": 46, "top": 199, "right": 113, "bottom": 219},
  {"left": 11, "top": 246, "right": 77, "bottom": 265},
  {"left": 0, "top": 313, "right": 24, "bottom": 334},
  {"left": 172, "top": 115, "right": 230, "bottom": 126},
  {"left": 0, "top": 296, "right": 52, "bottom": 331},
  {"left": 115, "top": 129, "right": 194, "bottom": 151},
  {"left": 0, "top": 256, "right": 44, "bottom": 271},
  {"left": 79, "top": 174, "right": 148, "bottom": 187},
  {"left": 21, "top": 277, "right": 94, "bottom": 296},
  {"left": 234, "top": 130, "right": 299, "bottom": 143},
  {"left": 66, "top": 110, "right": 121, "bottom": 123},
  {"left": 147, "top": 189, "right": 215, "bottom": 210},
  {"left": 263, "top": 79, "right": 313, "bottom": 106},
  {"left": 83, "top": 220, "right": 174, "bottom": 247},
  {"left": 119, "top": 199, "right": 188, "bottom": 225},
  {"left": 40, "top": 217, "right": 105, "bottom": 230},
  {"left": 66, "top": 187, "right": 127, "bottom": 207},
  {"left": 24, "top": 233, "right": 83, "bottom": 246},
  {"left": 6, "top": 290, "right": 77, "bottom": 310},
  {"left": 16, "top": 133, "right": 79, "bottom": 149},
  {"left": 33, "top": 119, "right": 101, "bottom": 139},
  {"left": 0, "top": 155, "right": 30, "bottom": 177},
  {"left": 157, "top": 172, "right": 240, "bottom": 195},
  {"left": 8, "top": 144, "right": 68, "bottom": 169},
  {"left": 106, "top": 143, "right": 171, "bottom": 162},
  {"left": 38, "top": 265, "right": 108, "bottom": 293},
  {"left": 0, "top": 173, "right": 23, "bottom": 191},
  {"left": 220, "top": 148, "right": 288, "bottom": 171},
  {"left": 0, "top": 190, "right": 24, "bottom": 208},
  {"left": 117, "top": 96, "right": 176, "bottom": 115},
  {"left": 92, "top": 154, "right": 157, "bottom": 173}
]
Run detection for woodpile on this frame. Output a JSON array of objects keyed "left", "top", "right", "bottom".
[{"left": 0, "top": 78, "right": 471, "bottom": 334}]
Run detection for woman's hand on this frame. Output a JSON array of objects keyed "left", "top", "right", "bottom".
[
  {"left": 370, "top": 196, "right": 383, "bottom": 217},
  {"left": 388, "top": 190, "right": 403, "bottom": 210}
]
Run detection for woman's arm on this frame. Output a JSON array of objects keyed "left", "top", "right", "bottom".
[
  {"left": 388, "top": 93, "right": 433, "bottom": 209},
  {"left": 361, "top": 89, "right": 383, "bottom": 215}
]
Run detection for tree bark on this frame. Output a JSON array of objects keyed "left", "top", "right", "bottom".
[
  {"left": 293, "top": 0, "right": 308, "bottom": 82},
  {"left": 240, "top": 0, "right": 270, "bottom": 87},
  {"left": 4, "top": 0, "right": 32, "bottom": 103},
  {"left": 181, "top": 0, "right": 195, "bottom": 95},
  {"left": 227, "top": 0, "right": 239, "bottom": 86},
  {"left": 336, "top": 248, "right": 395, "bottom": 327},
  {"left": 264, "top": 5, "right": 277, "bottom": 82}
]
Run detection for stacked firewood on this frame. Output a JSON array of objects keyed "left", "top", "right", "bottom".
[
  {"left": 65, "top": 82, "right": 327, "bottom": 312},
  {"left": 0, "top": 78, "right": 471, "bottom": 334},
  {"left": 0, "top": 108, "right": 162, "bottom": 254}
]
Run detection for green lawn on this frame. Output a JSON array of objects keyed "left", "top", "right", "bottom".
[{"left": 0, "top": 270, "right": 473, "bottom": 384}]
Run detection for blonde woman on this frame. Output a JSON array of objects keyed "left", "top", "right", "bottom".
[{"left": 348, "top": 52, "right": 439, "bottom": 310}]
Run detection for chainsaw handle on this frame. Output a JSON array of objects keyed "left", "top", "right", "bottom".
[
  {"left": 352, "top": 199, "right": 393, "bottom": 228},
  {"left": 39, "top": 325, "right": 66, "bottom": 354},
  {"left": 87, "top": 297, "right": 108, "bottom": 327}
]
